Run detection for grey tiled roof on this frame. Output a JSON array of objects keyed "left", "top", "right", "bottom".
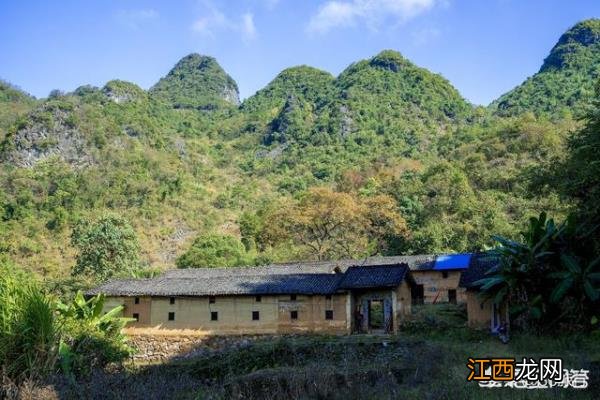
[
  {"left": 358, "top": 255, "right": 436, "bottom": 271},
  {"left": 88, "top": 254, "right": 449, "bottom": 298},
  {"left": 338, "top": 264, "right": 410, "bottom": 289},
  {"left": 161, "top": 263, "right": 338, "bottom": 279},
  {"left": 162, "top": 254, "right": 437, "bottom": 279},
  {"left": 88, "top": 273, "right": 344, "bottom": 297}
]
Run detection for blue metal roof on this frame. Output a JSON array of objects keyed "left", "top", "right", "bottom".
[{"left": 433, "top": 253, "right": 472, "bottom": 270}]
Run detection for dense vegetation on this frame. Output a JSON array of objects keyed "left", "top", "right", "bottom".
[
  {"left": 0, "top": 261, "right": 131, "bottom": 385},
  {"left": 477, "top": 79, "right": 600, "bottom": 333},
  {"left": 479, "top": 212, "right": 599, "bottom": 332},
  {"left": 0, "top": 19, "right": 597, "bottom": 289},
  {"left": 149, "top": 54, "right": 240, "bottom": 109}
]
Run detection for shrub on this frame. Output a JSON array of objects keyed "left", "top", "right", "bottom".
[
  {"left": 176, "top": 234, "right": 250, "bottom": 268},
  {"left": 56, "top": 291, "right": 133, "bottom": 378},
  {"left": 71, "top": 214, "right": 140, "bottom": 280},
  {"left": 0, "top": 263, "right": 57, "bottom": 382}
]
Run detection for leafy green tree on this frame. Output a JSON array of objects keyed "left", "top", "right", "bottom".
[
  {"left": 556, "top": 81, "right": 600, "bottom": 236},
  {"left": 239, "top": 211, "right": 262, "bottom": 251},
  {"left": 550, "top": 254, "right": 600, "bottom": 305},
  {"left": 71, "top": 214, "right": 140, "bottom": 280},
  {"left": 262, "top": 187, "right": 408, "bottom": 260},
  {"left": 176, "top": 234, "right": 249, "bottom": 268}
]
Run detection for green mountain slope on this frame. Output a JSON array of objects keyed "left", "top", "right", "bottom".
[
  {"left": 336, "top": 50, "right": 472, "bottom": 130},
  {"left": 0, "top": 22, "right": 592, "bottom": 279},
  {"left": 240, "top": 50, "right": 472, "bottom": 154},
  {"left": 492, "top": 19, "right": 600, "bottom": 117},
  {"left": 241, "top": 66, "right": 337, "bottom": 145},
  {"left": 150, "top": 53, "right": 240, "bottom": 109}
]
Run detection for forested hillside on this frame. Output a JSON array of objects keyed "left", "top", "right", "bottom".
[
  {"left": 1, "top": 19, "right": 598, "bottom": 285},
  {"left": 492, "top": 19, "right": 600, "bottom": 117}
]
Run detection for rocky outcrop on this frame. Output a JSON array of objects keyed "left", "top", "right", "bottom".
[
  {"left": 4, "top": 102, "right": 93, "bottom": 168},
  {"left": 102, "top": 80, "right": 146, "bottom": 104},
  {"left": 222, "top": 86, "right": 240, "bottom": 106}
]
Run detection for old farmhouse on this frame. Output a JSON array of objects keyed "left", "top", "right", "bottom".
[{"left": 89, "top": 253, "right": 500, "bottom": 335}]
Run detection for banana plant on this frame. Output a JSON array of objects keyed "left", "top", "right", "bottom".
[
  {"left": 476, "top": 213, "right": 563, "bottom": 316},
  {"left": 550, "top": 254, "right": 600, "bottom": 303},
  {"left": 477, "top": 212, "right": 600, "bottom": 330},
  {"left": 56, "top": 291, "right": 133, "bottom": 334},
  {"left": 56, "top": 291, "right": 134, "bottom": 377}
]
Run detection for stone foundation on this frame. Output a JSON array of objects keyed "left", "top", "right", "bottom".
[{"left": 126, "top": 332, "right": 266, "bottom": 362}]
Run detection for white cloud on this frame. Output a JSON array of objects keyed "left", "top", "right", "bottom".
[
  {"left": 116, "top": 9, "right": 159, "bottom": 30},
  {"left": 241, "top": 13, "right": 257, "bottom": 40},
  {"left": 191, "top": 2, "right": 258, "bottom": 41},
  {"left": 307, "top": 0, "right": 438, "bottom": 34}
]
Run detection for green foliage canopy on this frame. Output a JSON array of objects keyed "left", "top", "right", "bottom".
[
  {"left": 176, "top": 233, "right": 250, "bottom": 268},
  {"left": 71, "top": 214, "right": 140, "bottom": 280}
]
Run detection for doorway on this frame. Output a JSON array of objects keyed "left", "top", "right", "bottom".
[
  {"left": 412, "top": 284, "right": 424, "bottom": 305},
  {"left": 448, "top": 289, "right": 457, "bottom": 304},
  {"left": 368, "top": 300, "right": 384, "bottom": 330}
]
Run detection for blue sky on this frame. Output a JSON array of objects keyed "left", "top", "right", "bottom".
[{"left": 1, "top": 0, "right": 599, "bottom": 105}]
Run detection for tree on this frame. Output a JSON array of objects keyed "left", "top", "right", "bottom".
[
  {"left": 557, "top": 81, "right": 600, "bottom": 240},
  {"left": 262, "top": 187, "right": 408, "bottom": 260},
  {"left": 363, "top": 195, "right": 410, "bottom": 254},
  {"left": 176, "top": 234, "right": 249, "bottom": 268},
  {"left": 71, "top": 214, "right": 140, "bottom": 281}
]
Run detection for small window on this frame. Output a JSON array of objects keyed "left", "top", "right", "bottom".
[
  {"left": 255, "top": 295, "right": 262, "bottom": 302},
  {"left": 325, "top": 295, "right": 332, "bottom": 300},
  {"left": 132, "top": 313, "right": 139, "bottom": 321},
  {"left": 442, "top": 271, "right": 449, "bottom": 279},
  {"left": 290, "top": 294, "right": 297, "bottom": 301},
  {"left": 169, "top": 297, "right": 175, "bottom": 305},
  {"left": 209, "top": 296, "right": 216, "bottom": 304},
  {"left": 290, "top": 310, "right": 298, "bottom": 320},
  {"left": 211, "top": 311, "right": 218, "bottom": 321},
  {"left": 325, "top": 310, "right": 334, "bottom": 320},
  {"left": 134, "top": 297, "right": 140, "bottom": 304},
  {"left": 252, "top": 311, "right": 260, "bottom": 320},
  {"left": 480, "top": 303, "right": 484, "bottom": 310},
  {"left": 168, "top": 312, "right": 175, "bottom": 321}
]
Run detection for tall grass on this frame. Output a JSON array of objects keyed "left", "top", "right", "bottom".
[{"left": 0, "top": 264, "right": 57, "bottom": 382}]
